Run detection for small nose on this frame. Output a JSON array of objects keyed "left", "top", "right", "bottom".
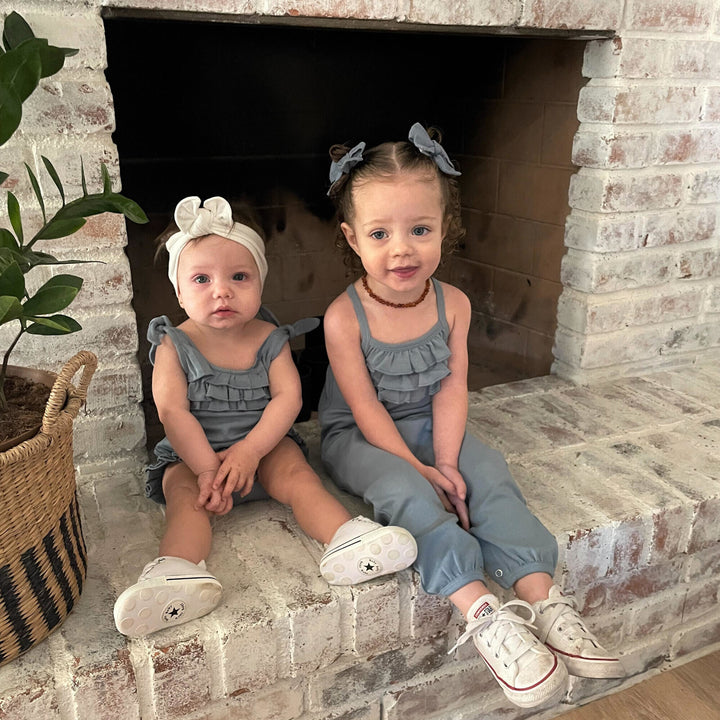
[
  {"left": 389, "top": 235, "right": 411, "bottom": 255},
  {"left": 213, "top": 279, "right": 232, "bottom": 298}
]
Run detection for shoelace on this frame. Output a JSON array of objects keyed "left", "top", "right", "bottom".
[
  {"left": 448, "top": 599, "right": 540, "bottom": 669},
  {"left": 534, "top": 593, "right": 598, "bottom": 647}
]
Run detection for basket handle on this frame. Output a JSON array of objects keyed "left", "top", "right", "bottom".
[{"left": 42, "top": 351, "right": 98, "bottom": 431}]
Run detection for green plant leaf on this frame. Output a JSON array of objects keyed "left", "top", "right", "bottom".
[
  {"left": 0, "top": 295, "right": 23, "bottom": 324},
  {"left": 0, "top": 40, "right": 42, "bottom": 102},
  {"left": 54, "top": 192, "right": 149, "bottom": 224},
  {"left": 0, "top": 170, "right": 8, "bottom": 184},
  {"left": 2, "top": 12, "right": 35, "bottom": 51},
  {"left": 0, "top": 260, "right": 24, "bottom": 299},
  {"left": 7, "top": 191, "right": 23, "bottom": 243},
  {"left": 24, "top": 161, "right": 46, "bottom": 222},
  {"left": 80, "top": 159, "right": 87, "bottom": 196},
  {"left": 41, "top": 155, "right": 64, "bottom": 203},
  {"left": 23, "top": 278, "right": 82, "bottom": 315},
  {"left": 0, "top": 229, "right": 19, "bottom": 251},
  {"left": 35, "top": 217, "right": 86, "bottom": 240},
  {"left": 26, "top": 314, "right": 81, "bottom": 335},
  {"left": 0, "top": 80, "right": 22, "bottom": 146},
  {"left": 100, "top": 162, "right": 113, "bottom": 195}
]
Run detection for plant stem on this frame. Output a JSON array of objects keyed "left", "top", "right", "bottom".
[{"left": 0, "top": 328, "right": 26, "bottom": 411}]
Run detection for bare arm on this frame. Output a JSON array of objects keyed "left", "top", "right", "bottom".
[
  {"left": 432, "top": 284, "right": 471, "bottom": 470},
  {"left": 152, "top": 335, "right": 219, "bottom": 477}
]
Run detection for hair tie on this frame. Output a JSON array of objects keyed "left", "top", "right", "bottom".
[
  {"left": 408, "top": 123, "right": 461, "bottom": 177},
  {"left": 166, "top": 196, "right": 268, "bottom": 294},
  {"left": 327, "top": 141, "right": 366, "bottom": 194}
]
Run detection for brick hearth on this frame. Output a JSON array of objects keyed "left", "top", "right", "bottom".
[{"left": 1, "top": 363, "right": 719, "bottom": 719}]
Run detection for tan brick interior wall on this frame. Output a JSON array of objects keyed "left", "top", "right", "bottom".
[{"left": 451, "top": 39, "right": 585, "bottom": 386}]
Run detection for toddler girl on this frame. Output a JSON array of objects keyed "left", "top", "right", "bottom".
[
  {"left": 318, "top": 125, "right": 624, "bottom": 708},
  {"left": 113, "top": 195, "right": 416, "bottom": 637}
]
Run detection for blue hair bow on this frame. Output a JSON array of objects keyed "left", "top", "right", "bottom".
[
  {"left": 408, "top": 123, "right": 461, "bottom": 177},
  {"left": 328, "top": 141, "right": 366, "bottom": 193}
]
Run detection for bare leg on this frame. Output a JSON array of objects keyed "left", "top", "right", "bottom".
[
  {"left": 258, "top": 438, "right": 351, "bottom": 545},
  {"left": 159, "top": 462, "right": 213, "bottom": 563},
  {"left": 513, "top": 572, "right": 554, "bottom": 604},
  {"left": 449, "top": 580, "right": 494, "bottom": 617}
]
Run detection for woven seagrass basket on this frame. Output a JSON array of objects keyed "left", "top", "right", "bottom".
[{"left": 0, "top": 351, "right": 97, "bottom": 667}]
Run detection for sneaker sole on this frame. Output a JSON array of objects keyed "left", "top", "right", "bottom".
[
  {"left": 114, "top": 575, "right": 222, "bottom": 637},
  {"left": 319, "top": 526, "right": 417, "bottom": 585},
  {"left": 481, "top": 650, "right": 568, "bottom": 709}
]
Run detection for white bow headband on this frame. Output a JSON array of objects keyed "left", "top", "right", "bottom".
[{"left": 166, "top": 196, "right": 268, "bottom": 294}]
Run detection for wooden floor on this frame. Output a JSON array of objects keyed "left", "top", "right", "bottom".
[{"left": 559, "top": 649, "right": 720, "bottom": 720}]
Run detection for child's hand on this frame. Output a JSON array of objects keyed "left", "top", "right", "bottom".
[
  {"left": 420, "top": 465, "right": 470, "bottom": 531},
  {"left": 436, "top": 464, "right": 470, "bottom": 531},
  {"left": 213, "top": 440, "right": 262, "bottom": 499}
]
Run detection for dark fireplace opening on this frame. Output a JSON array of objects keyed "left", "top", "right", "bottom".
[{"left": 104, "top": 15, "right": 585, "bottom": 450}]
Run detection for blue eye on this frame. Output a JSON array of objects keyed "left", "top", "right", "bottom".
[
  {"left": 412, "top": 226, "right": 429, "bottom": 236},
  {"left": 193, "top": 275, "right": 210, "bottom": 284},
  {"left": 233, "top": 272, "right": 246, "bottom": 281},
  {"left": 370, "top": 230, "right": 387, "bottom": 241}
]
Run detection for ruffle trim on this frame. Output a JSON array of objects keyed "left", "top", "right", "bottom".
[{"left": 364, "top": 334, "right": 451, "bottom": 405}]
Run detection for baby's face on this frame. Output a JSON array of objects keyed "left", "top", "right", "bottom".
[{"left": 176, "top": 234, "right": 262, "bottom": 329}]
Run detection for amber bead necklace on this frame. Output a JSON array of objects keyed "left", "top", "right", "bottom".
[{"left": 361, "top": 275, "right": 431, "bottom": 309}]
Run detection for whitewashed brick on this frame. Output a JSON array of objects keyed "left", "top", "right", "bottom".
[
  {"left": 583, "top": 37, "right": 666, "bottom": 79},
  {"left": 652, "top": 127, "right": 720, "bottom": 164},
  {"left": 624, "top": 0, "right": 714, "bottom": 32},
  {"left": 573, "top": 128, "right": 651, "bottom": 169},
  {"left": 703, "top": 86, "right": 720, "bottom": 121},
  {"left": 578, "top": 85, "right": 702, "bottom": 124},
  {"left": 73, "top": 407, "right": 147, "bottom": 459},
  {"left": 569, "top": 170, "right": 684, "bottom": 213},
  {"left": 8, "top": 8, "right": 107, "bottom": 72},
  {"left": 20, "top": 76, "right": 115, "bottom": 138},
  {"left": 561, "top": 246, "right": 682, "bottom": 294},
  {"left": 665, "top": 40, "right": 720, "bottom": 79},
  {"left": 519, "top": 0, "right": 623, "bottom": 30},
  {"left": 687, "top": 168, "right": 720, "bottom": 203},
  {"left": 641, "top": 208, "right": 717, "bottom": 248},
  {"left": 564, "top": 211, "right": 639, "bottom": 252},
  {"left": 558, "top": 286, "right": 705, "bottom": 334}
]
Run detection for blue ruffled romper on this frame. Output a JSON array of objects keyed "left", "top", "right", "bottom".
[
  {"left": 318, "top": 280, "right": 557, "bottom": 596},
  {"left": 145, "top": 314, "right": 317, "bottom": 504}
]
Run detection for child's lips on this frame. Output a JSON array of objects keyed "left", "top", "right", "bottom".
[{"left": 391, "top": 266, "right": 418, "bottom": 279}]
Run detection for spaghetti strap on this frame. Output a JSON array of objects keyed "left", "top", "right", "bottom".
[{"left": 346, "top": 284, "right": 372, "bottom": 343}]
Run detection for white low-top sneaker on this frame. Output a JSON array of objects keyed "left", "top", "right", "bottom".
[
  {"left": 531, "top": 586, "right": 625, "bottom": 678},
  {"left": 319, "top": 516, "right": 417, "bottom": 585},
  {"left": 114, "top": 556, "right": 222, "bottom": 637},
  {"left": 450, "top": 594, "right": 568, "bottom": 708}
]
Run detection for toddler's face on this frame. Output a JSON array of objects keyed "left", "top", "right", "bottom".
[
  {"left": 341, "top": 173, "right": 445, "bottom": 301},
  {"left": 176, "top": 234, "right": 262, "bottom": 329}
]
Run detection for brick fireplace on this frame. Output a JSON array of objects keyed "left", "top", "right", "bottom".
[{"left": 2, "top": 0, "right": 719, "bottom": 475}]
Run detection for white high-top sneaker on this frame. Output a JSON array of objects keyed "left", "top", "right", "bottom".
[
  {"left": 319, "top": 516, "right": 417, "bottom": 585},
  {"left": 449, "top": 594, "right": 568, "bottom": 708},
  {"left": 531, "top": 585, "right": 625, "bottom": 678},
  {"left": 114, "top": 556, "right": 222, "bottom": 637}
]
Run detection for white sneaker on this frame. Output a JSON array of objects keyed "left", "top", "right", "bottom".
[
  {"left": 114, "top": 556, "right": 222, "bottom": 637},
  {"left": 449, "top": 594, "right": 568, "bottom": 708},
  {"left": 531, "top": 586, "right": 625, "bottom": 678},
  {"left": 319, "top": 516, "right": 417, "bottom": 585}
]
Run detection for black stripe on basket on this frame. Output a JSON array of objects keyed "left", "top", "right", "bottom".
[
  {"left": 0, "top": 563, "right": 31, "bottom": 658},
  {"left": 43, "top": 532, "right": 75, "bottom": 615},
  {"left": 61, "top": 508, "right": 85, "bottom": 588},
  {"left": 69, "top": 497, "right": 88, "bottom": 570},
  {"left": 21, "top": 547, "right": 61, "bottom": 633}
]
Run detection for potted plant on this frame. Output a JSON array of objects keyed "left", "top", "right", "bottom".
[{"left": 0, "top": 10, "right": 147, "bottom": 666}]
